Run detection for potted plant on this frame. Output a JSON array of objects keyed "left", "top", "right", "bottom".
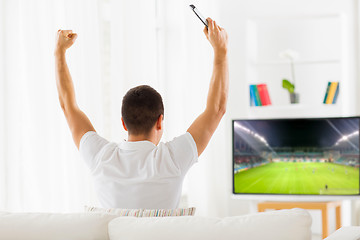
[{"left": 279, "top": 49, "right": 299, "bottom": 104}]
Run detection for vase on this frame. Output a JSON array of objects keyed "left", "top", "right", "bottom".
[{"left": 290, "top": 92, "right": 299, "bottom": 104}]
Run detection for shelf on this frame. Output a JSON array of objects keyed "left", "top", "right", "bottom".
[
  {"left": 247, "top": 104, "right": 345, "bottom": 119},
  {"left": 242, "top": 10, "right": 353, "bottom": 120},
  {"left": 248, "top": 59, "right": 341, "bottom": 66}
]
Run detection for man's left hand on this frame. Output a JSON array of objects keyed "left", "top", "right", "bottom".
[{"left": 55, "top": 29, "right": 77, "bottom": 55}]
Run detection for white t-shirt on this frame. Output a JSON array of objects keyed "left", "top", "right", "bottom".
[{"left": 79, "top": 131, "right": 198, "bottom": 209}]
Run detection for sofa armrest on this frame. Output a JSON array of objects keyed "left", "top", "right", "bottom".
[{"left": 324, "top": 227, "right": 360, "bottom": 240}]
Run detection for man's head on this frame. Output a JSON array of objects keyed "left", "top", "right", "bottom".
[{"left": 121, "top": 85, "right": 164, "bottom": 140}]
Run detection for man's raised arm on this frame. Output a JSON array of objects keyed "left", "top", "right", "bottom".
[
  {"left": 55, "top": 30, "right": 95, "bottom": 149},
  {"left": 187, "top": 18, "right": 229, "bottom": 156}
]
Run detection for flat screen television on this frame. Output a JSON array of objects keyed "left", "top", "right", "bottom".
[{"left": 232, "top": 117, "right": 360, "bottom": 198}]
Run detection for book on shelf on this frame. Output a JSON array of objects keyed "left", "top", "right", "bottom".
[
  {"left": 249, "top": 85, "right": 261, "bottom": 106},
  {"left": 323, "top": 82, "right": 339, "bottom": 104},
  {"left": 249, "top": 85, "right": 256, "bottom": 106},
  {"left": 332, "top": 83, "right": 340, "bottom": 104},
  {"left": 249, "top": 84, "right": 271, "bottom": 106},
  {"left": 323, "top": 82, "right": 331, "bottom": 104},
  {"left": 257, "top": 84, "right": 272, "bottom": 106}
]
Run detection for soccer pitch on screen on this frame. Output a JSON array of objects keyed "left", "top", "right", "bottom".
[{"left": 234, "top": 162, "right": 359, "bottom": 195}]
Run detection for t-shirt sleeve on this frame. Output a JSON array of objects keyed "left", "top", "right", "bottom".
[
  {"left": 165, "top": 132, "right": 198, "bottom": 175},
  {"left": 79, "top": 131, "right": 110, "bottom": 171}
]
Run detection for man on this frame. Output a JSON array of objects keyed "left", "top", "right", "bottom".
[{"left": 55, "top": 18, "right": 228, "bottom": 209}]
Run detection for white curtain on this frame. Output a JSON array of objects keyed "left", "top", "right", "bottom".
[
  {"left": 0, "top": 0, "right": 224, "bottom": 215},
  {"left": 0, "top": 0, "right": 106, "bottom": 212},
  {"left": 155, "top": 0, "right": 227, "bottom": 217}
]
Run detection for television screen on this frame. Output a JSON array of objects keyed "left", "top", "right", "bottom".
[{"left": 232, "top": 117, "right": 360, "bottom": 196}]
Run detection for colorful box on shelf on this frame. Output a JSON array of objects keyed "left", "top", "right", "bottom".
[
  {"left": 323, "top": 82, "right": 339, "bottom": 104},
  {"left": 249, "top": 84, "right": 271, "bottom": 106}
]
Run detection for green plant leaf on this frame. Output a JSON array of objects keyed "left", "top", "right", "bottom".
[{"left": 282, "top": 79, "right": 295, "bottom": 93}]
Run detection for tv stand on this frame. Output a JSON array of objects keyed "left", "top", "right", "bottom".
[{"left": 258, "top": 201, "right": 341, "bottom": 239}]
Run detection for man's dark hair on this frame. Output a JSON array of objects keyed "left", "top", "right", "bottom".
[{"left": 121, "top": 85, "right": 164, "bottom": 136}]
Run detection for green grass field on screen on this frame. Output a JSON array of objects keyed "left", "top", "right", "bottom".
[{"left": 234, "top": 162, "right": 359, "bottom": 195}]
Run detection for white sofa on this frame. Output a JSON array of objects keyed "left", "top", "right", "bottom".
[
  {"left": 0, "top": 208, "right": 357, "bottom": 240},
  {"left": 324, "top": 226, "right": 360, "bottom": 240}
]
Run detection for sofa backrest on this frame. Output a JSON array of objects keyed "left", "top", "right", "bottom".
[
  {"left": 108, "top": 208, "right": 312, "bottom": 240},
  {"left": 0, "top": 208, "right": 312, "bottom": 240},
  {"left": 0, "top": 212, "right": 117, "bottom": 240}
]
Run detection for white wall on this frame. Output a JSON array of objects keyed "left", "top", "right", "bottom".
[
  {"left": 0, "top": 0, "right": 6, "bottom": 209},
  {"left": 193, "top": 0, "right": 360, "bottom": 229}
]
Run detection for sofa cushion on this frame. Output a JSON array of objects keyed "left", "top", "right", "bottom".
[
  {"left": 108, "top": 208, "right": 312, "bottom": 240},
  {"left": 85, "top": 205, "right": 196, "bottom": 217},
  {"left": 324, "top": 226, "right": 360, "bottom": 240},
  {"left": 0, "top": 211, "right": 117, "bottom": 240}
]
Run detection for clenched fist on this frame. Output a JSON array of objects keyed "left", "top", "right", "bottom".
[{"left": 55, "top": 30, "right": 78, "bottom": 55}]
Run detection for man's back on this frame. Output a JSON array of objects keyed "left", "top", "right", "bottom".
[
  {"left": 80, "top": 131, "right": 198, "bottom": 209},
  {"left": 55, "top": 18, "right": 228, "bottom": 209}
]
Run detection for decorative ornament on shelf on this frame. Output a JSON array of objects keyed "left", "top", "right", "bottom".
[{"left": 279, "top": 49, "right": 299, "bottom": 104}]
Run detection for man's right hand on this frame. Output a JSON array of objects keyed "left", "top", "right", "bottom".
[
  {"left": 203, "top": 18, "right": 228, "bottom": 57},
  {"left": 187, "top": 18, "right": 229, "bottom": 157}
]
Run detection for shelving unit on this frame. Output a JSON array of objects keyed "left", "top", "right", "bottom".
[
  {"left": 224, "top": 0, "right": 359, "bottom": 229},
  {"left": 244, "top": 14, "right": 354, "bottom": 119}
]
